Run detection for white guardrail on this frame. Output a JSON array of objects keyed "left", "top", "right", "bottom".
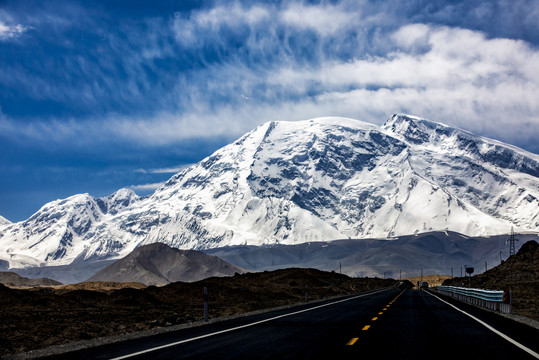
[{"left": 435, "top": 285, "right": 512, "bottom": 314}]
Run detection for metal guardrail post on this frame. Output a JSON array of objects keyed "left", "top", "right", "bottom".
[{"left": 435, "top": 285, "right": 509, "bottom": 314}]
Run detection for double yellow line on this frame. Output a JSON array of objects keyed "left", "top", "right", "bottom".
[{"left": 346, "top": 289, "right": 405, "bottom": 346}]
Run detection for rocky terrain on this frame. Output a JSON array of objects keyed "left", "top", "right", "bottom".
[
  {"left": 0, "top": 268, "right": 396, "bottom": 357},
  {"left": 443, "top": 240, "right": 539, "bottom": 320},
  {"left": 88, "top": 243, "right": 244, "bottom": 285}
]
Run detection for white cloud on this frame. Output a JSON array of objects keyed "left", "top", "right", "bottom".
[
  {"left": 0, "top": 20, "right": 28, "bottom": 40},
  {"left": 281, "top": 3, "right": 357, "bottom": 36},
  {"left": 136, "top": 165, "right": 192, "bottom": 174},
  {"left": 173, "top": 2, "right": 270, "bottom": 47},
  {"left": 149, "top": 166, "right": 190, "bottom": 174},
  {"left": 391, "top": 23, "right": 430, "bottom": 51},
  {"left": 130, "top": 182, "right": 164, "bottom": 192},
  {"left": 3, "top": 21, "right": 539, "bottom": 154},
  {"left": 2, "top": 0, "right": 539, "bottom": 154}
]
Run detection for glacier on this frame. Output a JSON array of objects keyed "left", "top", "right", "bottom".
[{"left": 0, "top": 114, "right": 538, "bottom": 269}]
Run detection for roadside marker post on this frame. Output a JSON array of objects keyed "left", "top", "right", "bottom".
[{"left": 204, "top": 287, "right": 208, "bottom": 322}]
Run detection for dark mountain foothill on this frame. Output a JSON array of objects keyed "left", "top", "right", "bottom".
[
  {"left": 443, "top": 240, "right": 539, "bottom": 320},
  {"left": 88, "top": 242, "right": 245, "bottom": 285}
]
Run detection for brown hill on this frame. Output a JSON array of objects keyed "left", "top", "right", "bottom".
[
  {"left": 443, "top": 240, "right": 539, "bottom": 320},
  {"left": 0, "top": 271, "right": 62, "bottom": 287},
  {"left": 405, "top": 275, "right": 453, "bottom": 288},
  {"left": 54, "top": 281, "right": 147, "bottom": 293},
  {"left": 88, "top": 242, "right": 245, "bottom": 285}
]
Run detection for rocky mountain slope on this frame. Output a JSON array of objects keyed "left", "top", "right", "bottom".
[
  {"left": 88, "top": 243, "right": 244, "bottom": 285},
  {"left": 443, "top": 240, "right": 539, "bottom": 320},
  {"left": 1, "top": 114, "right": 538, "bottom": 268}
]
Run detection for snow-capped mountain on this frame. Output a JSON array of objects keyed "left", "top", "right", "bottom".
[
  {"left": 1, "top": 114, "right": 538, "bottom": 269},
  {"left": 0, "top": 189, "right": 139, "bottom": 268}
]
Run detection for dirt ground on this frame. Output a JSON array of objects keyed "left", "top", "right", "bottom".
[{"left": 0, "top": 268, "right": 396, "bottom": 357}]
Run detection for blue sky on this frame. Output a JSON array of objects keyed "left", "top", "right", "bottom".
[{"left": 1, "top": 0, "right": 539, "bottom": 222}]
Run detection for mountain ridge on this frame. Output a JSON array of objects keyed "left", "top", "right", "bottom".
[{"left": 1, "top": 114, "right": 538, "bottom": 269}]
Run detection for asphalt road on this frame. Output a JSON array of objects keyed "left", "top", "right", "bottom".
[{"left": 42, "top": 288, "right": 539, "bottom": 360}]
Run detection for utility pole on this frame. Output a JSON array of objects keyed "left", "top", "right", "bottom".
[
  {"left": 485, "top": 261, "right": 487, "bottom": 272},
  {"left": 451, "top": 267, "right": 453, "bottom": 278}
]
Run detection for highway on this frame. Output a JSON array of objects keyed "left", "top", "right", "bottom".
[{"left": 42, "top": 288, "right": 539, "bottom": 359}]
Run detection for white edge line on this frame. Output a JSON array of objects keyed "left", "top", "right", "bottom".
[
  {"left": 110, "top": 289, "right": 389, "bottom": 360},
  {"left": 426, "top": 291, "right": 539, "bottom": 359}
]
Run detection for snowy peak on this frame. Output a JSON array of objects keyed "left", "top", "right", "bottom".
[
  {"left": 383, "top": 113, "right": 452, "bottom": 145},
  {"left": 0, "top": 216, "right": 11, "bottom": 226},
  {"left": 384, "top": 113, "right": 539, "bottom": 177},
  {"left": 97, "top": 188, "right": 140, "bottom": 215},
  {"left": 247, "top": 117, "right": 406, "bottom": 205}
]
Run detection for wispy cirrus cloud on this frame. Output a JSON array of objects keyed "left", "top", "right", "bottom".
[
  {"left": 1, "top": 1, "right": 539, "bottom": 149},
  {"left": 0, "top": 21, "right": 28, "bottom": 40},
  {"left": 2, "top": 12, "right": 539, "bottom": 153},
  {"left": 129, "top": 182, "right": 165, "bottom": 192},
  {"left": 0, "top": 9, "right": 30, "bottom": 41},
  {"left": 173, "top": 2, "right": 271, "bottom": 48},
  {"left": 135, "top": 165, "right": 192, "bottom": 174},
  {"left": 281, "top": 2, "right": 358, "bottom": 37}
]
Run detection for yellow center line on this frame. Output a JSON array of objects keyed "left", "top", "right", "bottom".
[{"left": 347, "top": 289, "right": 407, "bottom": 347}]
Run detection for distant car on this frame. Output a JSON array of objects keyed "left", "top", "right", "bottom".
[{"left": 420, "top": 281, "right": 428, "bottom": 289}]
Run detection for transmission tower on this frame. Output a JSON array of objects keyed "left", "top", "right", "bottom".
[{"left": 507, "top": 226, "right": 519, "bottom": 257}]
